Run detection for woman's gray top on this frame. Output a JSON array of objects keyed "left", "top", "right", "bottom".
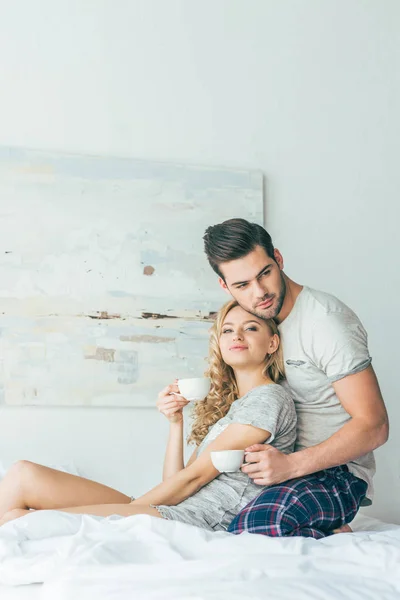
[{"left": 152, "top": 383, "right": 297, "bottom": 531}]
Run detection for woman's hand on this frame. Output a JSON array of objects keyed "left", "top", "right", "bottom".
[{"left": 157, "top": 381, "right": 190, "bottom": 424}]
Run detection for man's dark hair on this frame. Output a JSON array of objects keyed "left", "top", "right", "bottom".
[{"left": 203, "top": 218, "right": 276, "bottom": 280}]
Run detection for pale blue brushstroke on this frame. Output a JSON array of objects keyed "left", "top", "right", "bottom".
[
  {"left": 140, "top": 250, "right": 169, "bottom": 265},
  {"left": 108, "top": 290, "right": 134, "bottom": 297},
  {"left": 0, "top": 146, "right": 262, "bottom": 192}
]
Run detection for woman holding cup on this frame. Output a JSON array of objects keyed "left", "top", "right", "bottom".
[
  {"left": 152, "top": 299, "right": 296, "bottom": 530},
  {"left": 0, "top": 300, "right": 296, "bottom": 531}
]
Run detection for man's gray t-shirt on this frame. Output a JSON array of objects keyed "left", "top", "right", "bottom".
[{"left": 279, "top": 286, "right": 375, "bottom": 503}]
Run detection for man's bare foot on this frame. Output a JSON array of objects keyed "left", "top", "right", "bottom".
[{"left": 333, "top": 524, "right": 352, "bottom": 534}]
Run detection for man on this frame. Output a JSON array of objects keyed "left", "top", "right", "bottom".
[{"left": 203, "top": 218, "right": 389, "bottom": 538}]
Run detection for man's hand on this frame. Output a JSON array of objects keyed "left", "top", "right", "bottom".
[{"left": 242, "top": 444, "right": 297, "bottom": 486}]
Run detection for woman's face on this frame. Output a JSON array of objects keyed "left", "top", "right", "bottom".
[{"left": 219, "top": 305, "right": 278, "bottom": 369}]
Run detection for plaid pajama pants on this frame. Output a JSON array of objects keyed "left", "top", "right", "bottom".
[{"left": 228, "top": 465, "right": 368, "bottom": 539}]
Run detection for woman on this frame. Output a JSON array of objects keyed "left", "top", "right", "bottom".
[{"left": 0, "top": 300, "right": 296, "bottom": 531}]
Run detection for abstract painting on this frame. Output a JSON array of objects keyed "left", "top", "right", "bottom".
[{"left": 0, "top": 147, "right": 263, "bottom": 406}]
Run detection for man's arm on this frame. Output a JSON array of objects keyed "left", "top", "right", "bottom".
[{"left": 242, "top": 366, "right": 389, "bottom": 485}]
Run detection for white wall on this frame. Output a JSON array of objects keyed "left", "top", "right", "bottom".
[{"left": 0, "top": 0, "right": 399, "bottom": 522}]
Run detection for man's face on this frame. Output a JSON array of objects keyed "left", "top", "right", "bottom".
[{"left": 218, "top": 246, "right": 286, "bottom": 321}]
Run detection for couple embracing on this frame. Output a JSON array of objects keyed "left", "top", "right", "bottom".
[{"left": 0, "top": 219, "right": 388, "bottom": 539}]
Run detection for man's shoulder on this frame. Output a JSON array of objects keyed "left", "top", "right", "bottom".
[
  {"left": 301, "top": 287, "right": 368, "bottom": 353},
  {"left": 280, "top": 287, "right": 368, "bottom": 348},
  {"left": 291, "top": 287, "right": 367, "bottom": 349},
  {"left": 302, "top": 286, "right": 357, "bottom": 319}
]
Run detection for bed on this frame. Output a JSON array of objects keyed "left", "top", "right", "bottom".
[{"left": 0, "top": 509, "right": 399, "bottom": 600}]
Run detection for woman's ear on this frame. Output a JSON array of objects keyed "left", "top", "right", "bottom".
[{"left": 268, "top": 333, "right": 280, "bottom": 355}]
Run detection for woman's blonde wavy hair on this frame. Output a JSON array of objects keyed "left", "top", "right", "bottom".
[{"left": 187, "top": 299, "right": 285, "bottom": 447}]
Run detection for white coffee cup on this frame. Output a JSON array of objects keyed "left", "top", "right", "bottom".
[
  {"left": 210, "top": 450, "right": 245, "bottom": 473},
  {"left": 177, "top": 377, "right": 211, "bottom": 401}
]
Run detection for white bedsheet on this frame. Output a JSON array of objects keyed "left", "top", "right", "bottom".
[{"left": 0, "top": 510, "right": 399, "bottom": 600}]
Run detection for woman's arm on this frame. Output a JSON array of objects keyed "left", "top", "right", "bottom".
[
  {"left": 163, "top": 421, "right": 185, "bottom": 480},
  {"left": 156, "top": 384, "right": 190, "bottom": 480},
  {"left": 133, "top": 422, "right": 270, "bottom": 508}
]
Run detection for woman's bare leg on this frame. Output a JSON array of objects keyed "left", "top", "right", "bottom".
[
  {"left": 0, "top": 502, "right": 162, "bottom": 526},
  {"left": 0, "top": 460, "right": 131, "bottom": 519},
  {"left": 54, "top": 503, "right": 162, "bottom": 518}
]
